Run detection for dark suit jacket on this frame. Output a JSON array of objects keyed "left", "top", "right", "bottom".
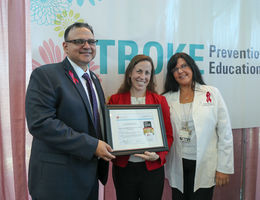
[{"left": 25, "top": 58, "right": 108, "bottom": 200}]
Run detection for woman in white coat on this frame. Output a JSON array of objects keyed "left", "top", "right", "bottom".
[{"left": 163, "top": 52, "right": 234, "bottom": 200}]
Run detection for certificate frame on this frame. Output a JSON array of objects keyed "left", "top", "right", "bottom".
[{"left": 104, "top": 104, "right": 169, "bottom": 156}]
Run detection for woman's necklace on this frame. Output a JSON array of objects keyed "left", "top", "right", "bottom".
[
  {"left": 179, "top": 88, "right": 194, "bottom": 130},
  {"left": 180, "top": 90, "right": 194, "bottom": 103},
  {"left": 182, "top": 103, "right": 192, "bottom": 131}
]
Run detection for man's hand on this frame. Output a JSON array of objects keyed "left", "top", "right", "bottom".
[
  {"left": 215, "top": 171, "right": 230, "bottom": 186},
  {"left": 134, "top": 151, "right": 159, "bottom": 161},
  {"left": 95, "top": 140, "right": 115, "bottom": 161}
]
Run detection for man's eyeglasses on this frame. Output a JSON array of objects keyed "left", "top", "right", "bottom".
[
  {"left": 172, "top": 64, "right": 189, "bottom": 73},
  {"left": 65, "top": 39, "right": 98, "bottom": 46}
]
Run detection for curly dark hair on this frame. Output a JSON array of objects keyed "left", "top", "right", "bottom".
[{"left": 163, "top": 52, "right": 205, "bottom": 93}]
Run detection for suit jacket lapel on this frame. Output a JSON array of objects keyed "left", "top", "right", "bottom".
[{"left": 63, "top": 58, "right": 95, "bottom": 123}]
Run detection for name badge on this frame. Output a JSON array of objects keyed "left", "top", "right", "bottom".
[{"left": 179, "top": 129, "right": 191, "bottom": 143}]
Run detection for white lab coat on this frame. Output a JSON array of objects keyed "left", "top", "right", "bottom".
[{"left": 164, "top": 84, "right": 234, "bottom": 192}]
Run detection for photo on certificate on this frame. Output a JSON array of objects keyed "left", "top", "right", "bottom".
[{"left": 104, "top": 104, "right": 169, "bottom": 156}]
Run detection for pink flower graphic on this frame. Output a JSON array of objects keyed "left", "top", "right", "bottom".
[{"left": 32, "top": 39, "right": 66, "bottom": 70}]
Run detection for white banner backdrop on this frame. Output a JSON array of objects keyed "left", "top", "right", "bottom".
[{"left": 30, "top": 0, "right": 260, "bottom": 128}]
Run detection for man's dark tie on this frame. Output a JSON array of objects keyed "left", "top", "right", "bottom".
[{"left": 82, "top": 73, "right": 101, "bottom": 138}]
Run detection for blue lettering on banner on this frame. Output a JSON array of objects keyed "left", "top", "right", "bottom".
[
  {"left": 97, "top": 40, "right": 205, "bottom": 74},
  {"left": 190, "top": 44, "right": 204, "bottom": 61},
  {"left": 118, "top": 40, "right": 138, "bottom": 74},
  {"left": 143, "top": 41, "right": 163, "bottom": 74},
  {"left": 167, "top": 43, "right": 186, "bottom": 61},
  {"left": 97, "top": 40, "right": 115, "bottom": 74}
]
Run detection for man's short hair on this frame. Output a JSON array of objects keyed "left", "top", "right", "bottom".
[{"left": 64, "top": 22, "right": 94, "bottom": 41}]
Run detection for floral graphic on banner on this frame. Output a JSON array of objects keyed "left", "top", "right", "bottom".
[
  {"left": 68, "top": 0, "right": 103, "bottom": 6},
  {"left": 32, "top": 39, "right": 66, "bottom": 69},
  {"left": 31, "top": 0, "right": 72, "bottom": 25},
  {"left": 54, "top": 10, "right": 84, "bottom": 37},
  {"left": 88, "top": 0, "right": 103, "bottom": 6}
]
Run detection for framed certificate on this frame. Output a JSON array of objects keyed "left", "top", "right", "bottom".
[{"left": 104, "top": 104, "right": 169, "bottom": 156}]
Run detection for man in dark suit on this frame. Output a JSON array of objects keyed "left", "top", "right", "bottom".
[{"left": 25, "top": 22, "right": 115, "bottom": 200}]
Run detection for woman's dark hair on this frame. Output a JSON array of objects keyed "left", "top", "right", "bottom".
[
  {"left": 163, "top": 52, "right": 206, "bottom": 93},
  {"left": 64, "top": 22, "right": 94, "bottom": 41},
  {"left": 117, "top": 54, "right": 156, "bottom": 94}
]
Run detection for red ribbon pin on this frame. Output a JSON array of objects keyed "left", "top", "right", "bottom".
[
  {"left": 69, "top": 70, "right": 79, "bottom": 84},
  {"left": 206, "top": 91, "right": 212, "bottom": 103}
]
